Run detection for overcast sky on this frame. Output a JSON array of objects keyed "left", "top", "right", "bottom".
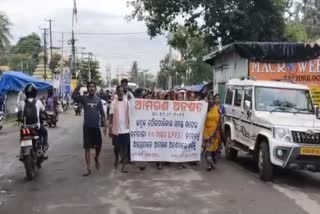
[{"left": 0, "top": 0, "right": 169, "bottom": 79}]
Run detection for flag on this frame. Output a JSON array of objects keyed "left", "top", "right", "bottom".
[{"left": 72, "top": 0, "right": 78, "bottom": 24}]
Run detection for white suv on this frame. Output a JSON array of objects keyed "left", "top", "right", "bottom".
[{"left": 224, "top": 78, "right": 320, "bottom": 181}]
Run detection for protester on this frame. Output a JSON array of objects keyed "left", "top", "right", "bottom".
[
  {"left": 188, "top": 92, "right": 197, "bottom": 101},
  {"left": 169, "top": 90, "right": 176, "bottom": 100},
  {"left": 120, "top": 79, "right": 134, "bottom": 100},
  {"left": 72, "top": 82, "right": 107, "bottom": 176},
  {"left": 202, "top": 93, "right": 222, "bottom": 171},
  {"left": 109, "top": 85, "right": 131, "bottom": 173},
  {"left": 155, "top": 92, "right": 167, "bottom": 170},
  {"left": 175, "top": 92, "right": 187, "bottom": 169}
]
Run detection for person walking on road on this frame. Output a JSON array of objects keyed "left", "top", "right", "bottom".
[
  {"left": 109, "top": 85, "right": 130, "bottom": 173},
  {"left": 72, "top": 82, "right": 107, "bottom": 176},
  {"left": 202, "top": 93, "right": 222, "bottom": 171}
]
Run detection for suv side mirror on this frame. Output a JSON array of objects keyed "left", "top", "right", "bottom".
[
  {"left": 315, "top": 105, "right": 320, "bottom": 119},
  {"left": 244, "top": 100, "right": 251, "bottom": 110}
]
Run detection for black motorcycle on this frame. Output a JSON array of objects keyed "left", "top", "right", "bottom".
[
  {"left": 74, "top": 103, "right": 82, "bottom": 116},
  {"left": 45, "top": 110, "right": 57, "bottom": 127},
  {"left": 19, "top": 126, "right": 46, "bottom": 180}
]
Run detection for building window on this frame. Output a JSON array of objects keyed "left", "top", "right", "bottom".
[
  {"left": 234, "top": 89, "right": 243, "bottom": 107},
  {"left": 225, "top": 89, "right": 233, "bottom": 105}
]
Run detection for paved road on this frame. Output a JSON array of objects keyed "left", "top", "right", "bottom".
[{"left": 1, "top": 113, "right": 320, "bottom": 214}]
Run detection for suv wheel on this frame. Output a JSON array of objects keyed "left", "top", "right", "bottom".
[
  {"left": 258, "top": 142, "right": 274, "bottom": 181},
  {"left": 225, "top": 130, "right": 238, "bottom": 161}
]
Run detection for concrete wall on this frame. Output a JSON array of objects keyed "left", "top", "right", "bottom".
[{"left": 212, "top": 51, "right": 248, "bottom": 94}]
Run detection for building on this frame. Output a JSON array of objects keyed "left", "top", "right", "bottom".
[{"left": 204, "top": 42, "right": 320, "bottom": 104}]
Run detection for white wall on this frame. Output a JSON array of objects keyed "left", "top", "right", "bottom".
[{"left": 212, "top": 51, "right": 248, "bottom": 93}]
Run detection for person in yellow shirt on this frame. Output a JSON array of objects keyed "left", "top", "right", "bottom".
[{"left": 203, "top": 93, "right": 222, "bottom": 171}]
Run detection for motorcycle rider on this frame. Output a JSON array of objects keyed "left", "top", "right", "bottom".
[
  {"left": 18, "top": 84, "right": 49, "bottom": 153},
  {"left": 46, "top": 87, "right": 58, "bottom": 120}
]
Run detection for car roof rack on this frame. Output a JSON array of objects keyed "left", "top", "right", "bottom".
[
  {"left": 240, "top": 76, "right": 256, "bottom": 81},
  {"left": 272, "top": 79, "right": 295, "bottom": 84}
]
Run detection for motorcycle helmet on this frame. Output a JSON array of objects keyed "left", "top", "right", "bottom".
[{"left": 24, "top": 83, "right": 38, "bottom": 98}]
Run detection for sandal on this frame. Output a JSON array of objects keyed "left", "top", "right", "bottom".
[
  {"left": 83, "top": 169, "right": 91, "bottom": 176},
  {"left": 121, "top": 167, "right": 128, "bottom": 173}
]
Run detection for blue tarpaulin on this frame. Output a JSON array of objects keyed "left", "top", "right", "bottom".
[
  {"left": 0, "top": 71, "right": 52, "bottom": 96},
  {"left": 184, "top": 83, "right": 207, "bottom": 92}
]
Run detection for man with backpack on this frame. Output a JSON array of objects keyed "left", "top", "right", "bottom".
[{"left": 18, "top": 83, "right": 49, "bottom": 152}]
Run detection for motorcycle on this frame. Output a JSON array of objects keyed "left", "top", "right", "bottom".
[
  {"left": 45, "top": 110, "right": 57, "bottom": 127},
  {"left": 0, "top": 111, "right": 4, "bottom": 130},
  {"left": 61, "top": 100, "right": 69, "bottom": 112},
  {"left": 74, "top": 103, "right": 82, "bottom": 116},
  {"left": 19, "top": 125, "right": 46, "bottom": 180}
]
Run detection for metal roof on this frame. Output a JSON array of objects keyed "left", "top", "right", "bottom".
[{"left": 204, "top": 42, "right": 320, "bottom": 65}]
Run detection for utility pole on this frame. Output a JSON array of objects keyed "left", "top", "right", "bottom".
[
  {"left": 71, "top": 31, "right": 77, "bottom": 79},
  {"left": 40, "top": 27, "right": 48, "bottom": 81},
  {"left": 46, "top": 19, "right": 54, "bottom": 68},
  {"left": 58, "top": 33, "right": 64, "bottom": 61}
]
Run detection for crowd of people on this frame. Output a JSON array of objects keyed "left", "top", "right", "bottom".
[{"left": 72, "top": 79, "right": 226, "bottom": 175}]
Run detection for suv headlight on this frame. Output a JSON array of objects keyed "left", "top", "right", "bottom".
[{"left": 273, "top": 127, "right": 292, "bottom": 142}]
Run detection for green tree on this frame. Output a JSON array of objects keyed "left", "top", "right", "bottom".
[
  {"left": 130, "top": 61, "right": 139, "bottom": 84},
  {"left": 128, "top": 0, "right": 288, "bottom": 46},
  {"left": 157, "top": 54, "right": 184, "bottom": 89},
  {"left": 284, "top": 21, "right": 308, "bottom": 42},
  {"left": 168, "top": 26, "right": 212, "bottom": 84},
  {"left": 8, "top": 53, "right": 34, "bottom": 74},
  {"left": 9, "top": 33, "right": 41, "bottom": 73},
  {"left": 137, "top": 71, "right": 154, "bottom": 88},
  {"left": 0, "top": 12, "right": 11, "bottom": 53},
  {"left": 111, "top": 78, "right": 119, "bottom": 86},
  {"left": 302, "top": 0, "right": 320, "bottom": 40},
  {"left": 80, "top": 60, "right": 103, "bottom": 85},
  {"left": 49, "top": 53, "right": 62, "bottom": 73}
]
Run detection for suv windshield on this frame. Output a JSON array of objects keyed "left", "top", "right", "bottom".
[{"left": 255, "top": 87, "right": 313, "bottom": 114}]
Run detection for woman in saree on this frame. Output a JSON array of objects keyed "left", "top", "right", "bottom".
[{"left": 203, "top": 94, "right": 222, "bottom": 171}]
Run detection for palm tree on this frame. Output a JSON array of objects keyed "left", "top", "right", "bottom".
[{"left": 0, "top": 12, "right": 11, "bottom": 53}]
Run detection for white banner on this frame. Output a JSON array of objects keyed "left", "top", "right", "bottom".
[{"left": 129, "top": 99, "right": 208, "bottom": 162}]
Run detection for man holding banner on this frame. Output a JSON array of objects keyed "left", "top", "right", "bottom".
[
  {"left": 129, "top": 96, "right": 208, "bottom": 164},
  {"left": 109, "top": 85, "right": 131, "bottom": 173}
]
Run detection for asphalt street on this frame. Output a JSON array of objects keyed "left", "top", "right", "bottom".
[{"left": 0, "top": 112, "right": 320, "bottom": 214}]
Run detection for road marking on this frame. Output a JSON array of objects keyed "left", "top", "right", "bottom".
[{"left": 273, "top": 184, "right": 320, "bottom": 214}]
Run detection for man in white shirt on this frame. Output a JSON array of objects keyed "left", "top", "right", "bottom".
[
  {"left": 109, "top": 85, "right": 130, "bottom": 173},
  {"left": 113, "top": 79, "right": 134, "bottom": 102}
]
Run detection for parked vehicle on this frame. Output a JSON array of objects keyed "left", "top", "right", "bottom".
[
  {"left": 19, "top": 125, "right": 46, "bottom": 180},
  {"left": 224, "top": 78, "right": 319, "bottom": 181}
]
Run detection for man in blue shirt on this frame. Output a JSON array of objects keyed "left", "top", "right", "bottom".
[{"left": 72, "top": 82, "right": 107, "bottom": 176}]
